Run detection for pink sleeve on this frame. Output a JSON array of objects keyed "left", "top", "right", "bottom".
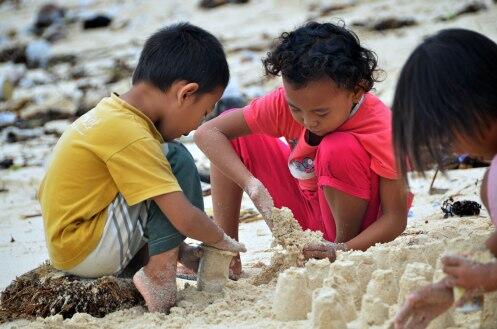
[{"left": 242, "top": 87, "right": 295, "bottom": 138}]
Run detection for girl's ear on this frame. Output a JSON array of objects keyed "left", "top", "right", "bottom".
[
  {"left": 352, "top": 84, "right": 365, "bottom": 103},
  {"left": 177, "top": 82, "right": 199, "bottom": 105}
]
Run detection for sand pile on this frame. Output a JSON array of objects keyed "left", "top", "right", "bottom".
[
  {"left": 249, "top": 207, "right": 324, "bottom": 285},
  {"left": 6, "top": 212, "right": 495, "bottom": 329},
  {"left": 0, "top": 263, "right": 143, "bottom": 323},
  {"left": 272, "top": 215, "right": 497, "bottom": 329}
]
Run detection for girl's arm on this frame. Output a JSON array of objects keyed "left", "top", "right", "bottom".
[
  {"left": 194, "top": 109, "right": 274, "bottom": 217},
  {"left": 303, "top": 177, "right": 407, "bottom": 259},
  {"left": 345, "top": 176, "right": 408, "bottom": 250},
  {"left": 194, "top": 109, "right": 251, "bottom": 187}
]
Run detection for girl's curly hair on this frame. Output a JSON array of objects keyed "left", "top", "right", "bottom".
[{"left": 263, "top": 21, "right": 381, "bottom": 91}]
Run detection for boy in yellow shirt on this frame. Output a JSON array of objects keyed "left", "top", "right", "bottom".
[{"left": 38, "top": 23, "right": 246, "bottom": 313}]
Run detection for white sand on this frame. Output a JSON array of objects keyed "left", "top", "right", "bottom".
[{"left": 1, "top": 0, "right": 497, "bottom": 328}]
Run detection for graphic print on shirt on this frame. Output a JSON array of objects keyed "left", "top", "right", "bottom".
[
  {"left": 288, "top": 129, "right": 318, "bottom": 190},
  {"left": 71, "top": 110, "right": 100, "bottom": 136}
]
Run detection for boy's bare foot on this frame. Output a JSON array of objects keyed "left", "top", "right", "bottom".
[{"left": 133, "top": 267, "right": 177, "bottom": 313}]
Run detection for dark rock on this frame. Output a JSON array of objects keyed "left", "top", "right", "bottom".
[
  {"left": 0, "top": 42, "right": 27, "bottom": 64},
  {"left": 0, "top": 158, "right": 14, "bottom": 169},
  {"left": 33, "top": 3, "right": 65, "bottom": 36},
  {"left": 371, "top": 17, "right": 417, "bottom": 31},
  {"left": 199, "top": 0, "right": 249, "bottom": 9},
  {"left": 437, "top": 1, "right": 487, "bottom": 21},
  {"left": 83, "top": 15, "right": 112, "bottom": 29}
]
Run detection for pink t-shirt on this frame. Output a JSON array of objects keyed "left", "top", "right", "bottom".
[{"left": 243, "top": 87, "right": 399, "bottom": 191}]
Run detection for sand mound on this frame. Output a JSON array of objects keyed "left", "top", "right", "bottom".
[
  {"left": 249, "top": 207, "right": 324, "bottom": 285},
  {"left": 0, "top": 263, "right": 143, "bottom": 323}
]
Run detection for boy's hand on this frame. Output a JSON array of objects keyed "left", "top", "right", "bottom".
[
  {"left": 209, "top": 233, "right": 247, "bottom": 253},
  {"left": 244, "top": 177, "right": 274, "bottom": 224},
  {"left": 442, "top": 255, "right": 497, "bottom": 293},
  {"left": 302, "top": 242, "right": 342, "bottom": 262},
  {"left": 394, "top": 279, "right": 454, "bottom": 329}
]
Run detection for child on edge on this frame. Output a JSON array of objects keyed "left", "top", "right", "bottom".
[
  {"left": 38, "top": 23, "right": 246, "bottom": 313},
  {"left": 195, "top": 21, "right": 411, "bottom": 278},
  {"left": 391, "top": 29, "right": 497, "bottom": 329}
]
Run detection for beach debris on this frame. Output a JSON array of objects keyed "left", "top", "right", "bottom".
[
  {"left": 32, "top": 3, "right": 65, "bottom": 36},
  {"left": 205, "top": 77, "right": 247, "bottom": 121},
  {"left": 83, "top": 14, "right": 112, "bottom": 29},
  {"left": 0, "top": 158, "right": 14, "bottom": 169},
  {"left": 0, "top": 42, "right": 26, "bottom": 64},
  {"left": 353, "top": 17, "right": 417, "bottom": 31},
  {"left": 441, "top": 197, "right": 481, "bottom": 218},
  {"left": 1, "top": 126, "right": 43, "bottom": 143},
  {"left": 0, "top": 263, "right": 143, "bottom": 322},
  {"left": 25, "top": 40, "right": 52, "bottom": 68},
  {"left": 308, "top": 0, "right": 356, "bottom": 18},
  {"left": 198, "top": 168, "right": 210, "bottom": 183},
  {"left": 106, "top": 58, "right": 133, "bottom": 84},
  {"left": 199, "top": 0, "right": 249, "bottom": 9},
  {"left": 202, "top": 187, "right": 211, "bottom": 197},
  {"left": 0, "top": 112, "right": 16, "bottom": 127},
  {"left": 436, "top": 1, "right": 487, "bottom": 21},
  {"left": 0, "top": 77, "right": 14, "bottom": 101},
  {"left": 44, "top": 119, "right": 70, "bottom": 136},
  {"left": 239, "top": 208, "right": 262, "bottom": 223},
  {"left": 21, "top": 213, "right": 42, "bottom": 219}
]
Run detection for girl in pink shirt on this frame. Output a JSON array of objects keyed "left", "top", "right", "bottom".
[
  {"left": 195, "top": 21, "right": 411, "bottom": 278},
  {"left": 391, "top": 29, "right": 497, "bottom": 328}
]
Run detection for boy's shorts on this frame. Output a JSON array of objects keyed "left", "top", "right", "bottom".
[
  {"left": 66, "top": 194, "right": 184, "bottom": 278},
  {"left": 66, "top": 142, "right": 203, "bottom": 278}
]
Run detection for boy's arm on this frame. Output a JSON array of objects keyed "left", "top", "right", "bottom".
[
  {"left": 344, "top": 177, "right": 408, "bottom": 250},
  {"left": 152, "top": 191, "right": 246, "bottom": 252},
  {"left": 194, "top": 109, "right": 274, "bottom": 217}
]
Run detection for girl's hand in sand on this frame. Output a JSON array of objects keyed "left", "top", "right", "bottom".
[
  {"left": 209, "top": 232, "right": 247, "bottom": 253},
  {"left": 243, "top": 177, "right": 274, "bottom": 224},
  {"left": 302, "top": 242, "right": 341, "bottom": 262},
  {"left": 394, "top": 279, "right": 454, "bottom": 329},
  {"left": 442, "top": 255, "right": 497, "bottom": 295}
]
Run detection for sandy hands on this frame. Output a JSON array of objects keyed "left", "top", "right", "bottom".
[
  {"left": 442, "top": 254, "right": 497, "bottom": 294},
  {"left": 302, "top": 241, "right": 342, "bottom": 262},
  {"left": 394, "top": 279, "right": 454, "bottom": 329},
  {"left": 209, "top": 232, "right": 247, "bottom": 253},
  {"left": 244, "top": 177, "right": 274, "bottom": 227}
]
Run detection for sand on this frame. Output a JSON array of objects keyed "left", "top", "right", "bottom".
[{"left": 2, "top": 0, "right": 497, "bottom": 328}]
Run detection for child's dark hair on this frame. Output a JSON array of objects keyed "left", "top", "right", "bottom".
[
  {"left": 392, "top": 28, "right": 497, "bottom": 180},
  {"left": 263, "top": 21, "right": 380, "bottom": 91},
  {"left": 132, "top": 22, "right": 229, "bottom": 94}
]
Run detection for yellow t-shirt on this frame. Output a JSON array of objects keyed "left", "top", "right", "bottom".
[{"left": 38, "top": 94, "right": 182, "bottom": 270}]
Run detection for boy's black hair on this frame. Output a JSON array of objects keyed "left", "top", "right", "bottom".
[
  {"left": 263, "top": 21, "right": 380, "bottom": 91},
  {"left": 392, "top": 28, "right": 497, "bottom": 180},
  {"left": 132, "top": 22, "right": 229, "bottom": 94}
]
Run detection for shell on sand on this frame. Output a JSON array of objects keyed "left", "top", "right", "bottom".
[{"left": 0, "top": 263, "right": 143, "bottom": 323}]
